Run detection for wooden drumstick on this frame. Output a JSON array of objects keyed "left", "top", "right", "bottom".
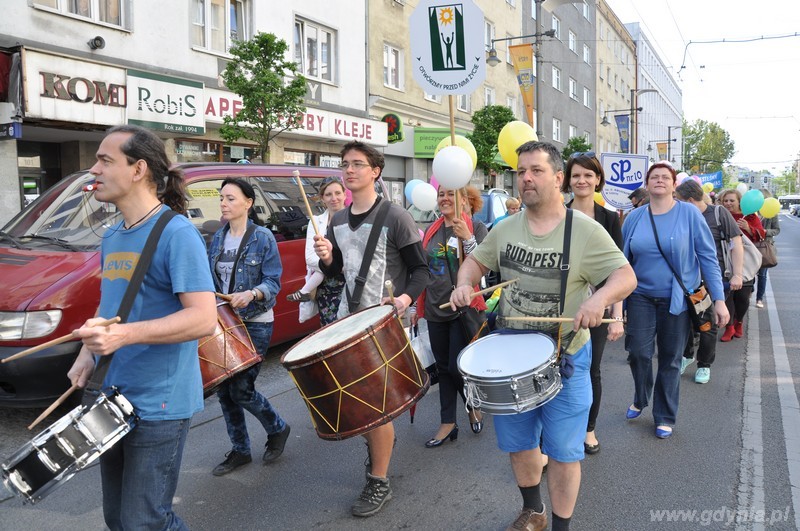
[
  {"left": 385, "top": 280, "right": 395, "bottom": 305},
  {"left": 28, "top": 383, "right": 79, "bottom": 431},
  {"left": 295, "top": 170, "right": 321, "bottom": 237},
  {"left": 2, "top": 317, "right": 122, "bottom": 364},
  {"left": 503, "top": 316, "right": 622, "bottom": 324},
  {"left": 438, "top": 278, "right": 519, "bottom": 309},
  {"left": 215, "top": 292, "right": 233, "bottom": 301}
]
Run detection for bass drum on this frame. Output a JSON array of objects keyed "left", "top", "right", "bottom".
[{"left": 281, "top": 305, "right": 429, "bottom": 440}]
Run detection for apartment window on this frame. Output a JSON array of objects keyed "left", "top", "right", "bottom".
[
  {"left": 294, "top": 18, "right": 336, "bottom": 82},
  {"left": 606, "top": 67, "right": 611, "bottom": 85},
  {"left": 35, "top": 0, "right": 128, "bottom": 28},
  {"left": 552, "top": 66, "right": 561, "bottom": 91},
  {"left": 383, "top": 44, "right": 403, "bottom": 90},
  {"left": 485, "top": 86, "right": 496, "bottom": 106},
  {"left": 506, "top": 0, "right": 515, "bottom": 5},
  {"left": 569, "top": 125, "right": 578, "bottom": 139},
  {"left": 485, "top": 21, "right": 495, "bottom": 51},
  {"left": 569, "top": 77, "right": 578, "bottom": 100},
  {"left": 552, "top": 118, "right": 562, "bottom": 142},
  {"left": 506, "top": 33, "right": 513, "bottom": 63},
  {"left": 614, "top": 74, "right": 618, "bottom": 92},
  {"left": 583, "top": 44, "right": 590, "bottom": 63},
  {"left": 583, "top": 87, "right": 591, "bottom": 108},
  {"left": 507, "top": 95, "right": 518, "bottom": 118},
  {"left": 599, "top": 21, "right": 603, "bottom": 41},
  {"left": 568, "top": 31, "right": 577, "bottom": 53},
  {"left": 583, "top": 131, "right": 591, "bottom": 143},
  {"left": 582, "top": 1, "right": 589, "bottom": 19},
  {"left": 424, "top": 92, "right": 442, "bottom": 104},
  {"left": 530, "top": 0, "right": 536, "bottom": 19},
  {"left": 599, "top": 60, "right": 604, "bottom": 79},
  {"left": 551, "top": 16, "right": 561, "bottom": 39},
  {"left": 192, "top": 0, "right": 249, "bottom": 53},
  {"left": 457, "top": 93, "right": 471, "bottom": 112}
]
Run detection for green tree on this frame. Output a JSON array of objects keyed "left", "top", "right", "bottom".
[
  {"left": 772, "top": 167, "right": 797, "bottom": 195},
  {"left": 682, "top": 119, "right": 735, "bottom": 174},
  {"left": 562, "top": 136, "right": 593, "bottom": 161},
  {"left": 220, "top": 33, "right": 307, "bottom": 162},
  {"left": 467, "top": 105, "right": 515, "bottom": 174}
]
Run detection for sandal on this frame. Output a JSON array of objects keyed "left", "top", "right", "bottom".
[{"left": 286, "top": 290, "right": 312, "bottom": 302}]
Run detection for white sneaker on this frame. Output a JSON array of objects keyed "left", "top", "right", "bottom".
[
  {"left": 756, "top": 300, "right": 764, "bottom": 309},
  {"left": 680, "top": 357, "right": 695, "bottom": 375}
]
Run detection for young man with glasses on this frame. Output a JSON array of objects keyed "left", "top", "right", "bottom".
[{"left": 314, "top": 141, "right": 430, "bottom": 517}]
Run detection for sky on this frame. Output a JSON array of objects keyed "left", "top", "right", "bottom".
[{"left": 604, "top": 0, "right": 800, "bottom": 174}]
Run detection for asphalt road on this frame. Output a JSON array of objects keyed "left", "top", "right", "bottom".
[{"left": 2, "top": 213, "right": 799, "bottom": 530}]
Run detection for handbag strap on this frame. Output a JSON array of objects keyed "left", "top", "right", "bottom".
[
  {"left": 227, "top": 223, "right": 256, "bottom": 294},
  {"left": 647, "top": 207, "right": 691, "bottom": 297},
  {"left": 82, "top": 209, "right": 178, "bottom": 404},
  {"left": 559, "top": 209, "right": 573, "bottom": 315},
  {"left": 346, "top": 199, "right": 392, "bottom": 313}
]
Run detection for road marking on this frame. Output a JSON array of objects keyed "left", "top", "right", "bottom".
[
  {"left": 765, "top": 278, "right": 800, "bottom": 530},
  {"left": 737, "top": 300, "right": 765, "bottom": 531}
]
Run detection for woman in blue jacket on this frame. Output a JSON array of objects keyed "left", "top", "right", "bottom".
[
  {"left": 208, "top": 178, "right": 291, "bottom": 476},
  {"left": 622, "top": 163, "right": 729, "bottom": 439}
]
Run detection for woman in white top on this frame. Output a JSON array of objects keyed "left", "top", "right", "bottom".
[{"left": 290, "top": 178, "right": 347, "bottom": 325}]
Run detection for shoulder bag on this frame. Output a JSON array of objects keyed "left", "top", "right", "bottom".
[
  {"left": 714, "top": 205, "right": 762, "bottom": 281},
  {"left": 754, "top": 238, "right": 777, "bottom": 268}
]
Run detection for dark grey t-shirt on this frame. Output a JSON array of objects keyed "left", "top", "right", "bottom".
[
  {"left": 328, "top": 199, "right": 421, "bottom": 319},
  {"left": 702, "top": 204, "right": 741, "bottom": 277}
]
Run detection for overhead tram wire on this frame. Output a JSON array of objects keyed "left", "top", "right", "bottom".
[{"left": 678, "top": 32, "right": 800, "bottom": 76}]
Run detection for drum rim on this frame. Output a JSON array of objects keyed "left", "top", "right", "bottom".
[
  {"left": 280, "top": 305, "right": 396, "bottom": 368},
  {"left": 457, "top": 332, "right": 558, "bottom": 382}
]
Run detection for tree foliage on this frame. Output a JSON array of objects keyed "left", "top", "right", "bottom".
[
  {"left": 682, "top": 119, "right": 735, "bottom": 174},
  {"left": 562, "top": 136, "right": 593, "bottom": 161},
  {"left": 467, "top": 105, "right": 515, "bottom": 174},
  {"left": 219, "top": 33, "right": 306, "bottom": 162},
  {"left": 772, "top": 167, "right": 797, "bottom": 195}
]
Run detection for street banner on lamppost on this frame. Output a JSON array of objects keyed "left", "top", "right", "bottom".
[
  {"left": 509, "top": 44, "right": 534, "bottom": 125},
  {"left": 656, "top": 142, "right": 668, "bottom": 161},
  {"left": 600, "top": 152, "right": 649, "bottom": 209},
  {"left": 614, "top": 115, "right": 630, "bottom": 154},
  {"left": 411, "top": 1, "right": 486, "bottom": 95},
  {"left": 699, "top": 171, "right": 724, "bottom": 189}
]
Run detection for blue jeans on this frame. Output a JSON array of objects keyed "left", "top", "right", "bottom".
[
  {"left": 100, "top": 418, "right": 191, "bottom": 531},
  {"left": 626, "top": 293, "right": 691, "bottom": 427},
  {"left": 217, "top": 321, "right": 286, "bottom": 454},
  {"left": 756, "top": 267, "right": 768, "bottom": 301}
]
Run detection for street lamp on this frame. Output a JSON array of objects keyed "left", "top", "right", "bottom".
[
  {"left": 601, "top": 107, "right": 642, "bottom": 154},
  {"left": 646, "top": 138, "right": 677, "bottom": 161},
  {"left": 666, "top": 125, "right": 681, "bottom": 162},
  {"left": 486, "top": 26, "right": 556, "bottom": 138},
  {"left": 630, "top": 88, "right": 657, "bottom": 154}
]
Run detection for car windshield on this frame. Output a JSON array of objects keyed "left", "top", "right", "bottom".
[{"left": 3, "top": 171, "right": 120, "bottom": 250}]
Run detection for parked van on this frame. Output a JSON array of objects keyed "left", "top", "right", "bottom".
[{"left": 0, "top": 164, "right": 349, "bottom": 407}]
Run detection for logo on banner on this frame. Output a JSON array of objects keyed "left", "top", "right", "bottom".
[
  {"left": 600, "top": 153, "right": 650, "bottom": 209},
  {"left": 429, "top": 5, "right": 466, "bottom": 71},
  {"left": 509, "top": 44, "right": 535, "bottom": 125},
  {"left": 656, "top": 142, "right": 668, "bottom": 160},
  {"left": 614, "top": 115, "right": 630, "bottom": 154}
]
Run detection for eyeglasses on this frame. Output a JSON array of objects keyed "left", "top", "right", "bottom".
[
  {"left": 569, "top": 151, "right": 596, "bottom": 160},
  {"left": 338, "top": 161, "right": 371, "bottom": 170}
]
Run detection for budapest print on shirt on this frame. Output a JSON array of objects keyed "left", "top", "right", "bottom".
[{"left": 496, "top": 240, "right": 566, "bottom": 343}]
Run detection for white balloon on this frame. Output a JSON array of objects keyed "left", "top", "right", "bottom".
[
  {"left": 432, "top": 146, "right": 473, "bottom": 189},
  {"left": 411, "top": 182, "right": 438, "bottom": 211},
  {"left": 736, "top": 182, "right": 749, "bottom": 195},
  {"left": 676, "top": 172, "right": 689, "bottom": 183}
]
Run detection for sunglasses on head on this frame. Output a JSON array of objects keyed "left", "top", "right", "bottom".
[{"left": 569, "top": 151, "right": 596, "bottom": 160}]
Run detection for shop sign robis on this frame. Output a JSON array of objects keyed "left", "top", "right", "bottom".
[{"left": 127, "top": 70, "right": 205, "bottom": 135}]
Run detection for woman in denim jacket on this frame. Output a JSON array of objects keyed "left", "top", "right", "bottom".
[{"left": 207, "top": 178, "right": 291, "bottom": 476}]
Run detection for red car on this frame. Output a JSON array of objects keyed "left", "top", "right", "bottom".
[{"left": 0, "top": 164, "right": 346, "bottom": 407}]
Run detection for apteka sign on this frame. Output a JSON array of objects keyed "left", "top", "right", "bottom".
[{"left": 410, "top": 1, "right": 486, "bottom": 95}]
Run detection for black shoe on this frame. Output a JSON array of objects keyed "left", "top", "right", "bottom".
[
  {"left": 425, "top": 425, "right": 459, "bottom": 448},
  {"left": 212, "top": 451, "right": 252, "bottom": 476},
  {"left": 469, "top": 409, "right": 484, "bottom": 434},
  {"left": 584, "top": 441, "right": 601, "bottom": 455},
  {"left": 263, "top": 424, "right": 291, "bottom": 464},
  {"left": 351, "top": 474, "right": 392, "bottom": 517}
]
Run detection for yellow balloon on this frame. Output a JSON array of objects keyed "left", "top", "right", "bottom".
[
  {"left": 702, "top": 182, "right": 714, "bottom": 193},
  {"left": 759, "top": 197, "right": 780, "bottom": 218},
  {"left": 435, "top": 135, "right": 477, "bottom": 172},
  {"left": 594, "top": 192, "right": 605, "bottom": 207},
  {"left": 498, "top": 121, "right": 538, "bottom": 168}
]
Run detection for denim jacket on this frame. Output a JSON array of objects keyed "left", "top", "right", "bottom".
[{"left": 208, "top": 220, "right": 282, "bottom": 321}]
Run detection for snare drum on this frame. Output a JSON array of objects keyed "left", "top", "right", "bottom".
[
  {"left": 458, "top": 333, "right": 562, "bottom": 415},
  {"left": 198, "top": 301, "right": 261, "bottom": 397},
  {"left": 281, "top": 305, "right": 429, "bottom": 440},
  {"left": 1, "top": 389, "right": 136, "bottom": 504}
]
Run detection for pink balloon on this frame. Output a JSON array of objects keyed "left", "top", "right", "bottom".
[
  {"left": 692, "top": 176, "right": 702, "bottom": 184},
  {"left": 429, "top": 175, "right": 439, "bottom": 189},
  {"left": 344, "top": 188, "right": 353, "bottom": 206}
]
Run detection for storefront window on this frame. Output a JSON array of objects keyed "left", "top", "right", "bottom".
[{"left": 175, "top": 140, "right": 221, "bottom": 163}]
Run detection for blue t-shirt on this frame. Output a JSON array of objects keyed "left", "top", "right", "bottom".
[{"left": 98, "top": 207, "right": 215, "bottom": 420}]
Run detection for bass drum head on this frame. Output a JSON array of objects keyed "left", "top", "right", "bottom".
[
  {"left": 282, "top": 305, "right": 394, "bottom": 365},
  {"left": 458, "top": 333, "right": 557, "bottom": 380}
]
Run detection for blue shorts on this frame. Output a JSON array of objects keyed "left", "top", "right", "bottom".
[{"left": 493, "top": 341, "right": 592, "bottom": 462}]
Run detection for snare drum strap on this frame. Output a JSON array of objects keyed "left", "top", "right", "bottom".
[{"left": 82, "top": 210, "right": 178, "bottom": 406}]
